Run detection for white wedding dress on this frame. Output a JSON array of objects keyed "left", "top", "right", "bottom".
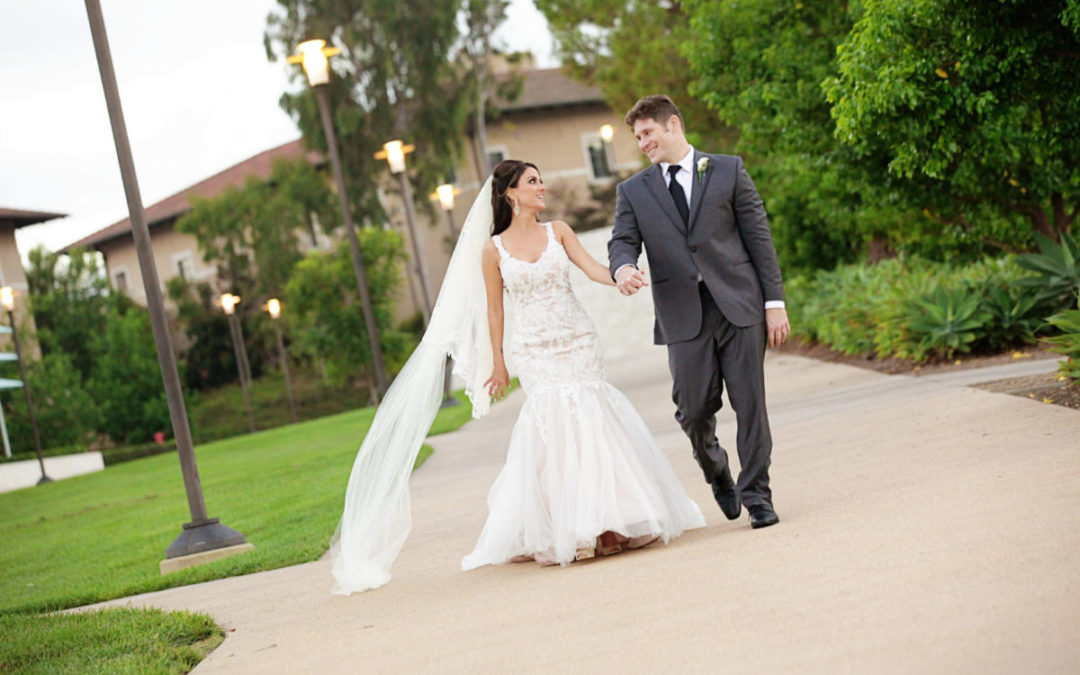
[{"left": 462, "top": 223, "right": 705, "bottom": 569}]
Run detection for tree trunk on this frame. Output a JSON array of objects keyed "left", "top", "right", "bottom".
[
  {"left": 1028, "top": 204, "right": 1057, "bottom": 241},
  {"left": 1051, "top": 192, "right": 1072, "bottom": 237}
]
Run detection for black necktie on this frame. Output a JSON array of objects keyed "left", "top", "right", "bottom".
[{"left": 667, "top": 164, "right": 689, "bottom": 226}]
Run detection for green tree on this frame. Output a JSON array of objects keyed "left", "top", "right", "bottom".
[
  {"left": 24, "top": 246, "right": 125, "bottom": 380},
  {"left": 535, "top": 0, "right": 734, "bottom": 153},
  {"left": 0, "top": 352, "right": 99, "bottom": 454},
  {"left": 265, "top": 0, "right": 471, "bottom": 221},
  {"left": 825, "top": 0, "right": 1080, "bottom": 247},
  {"left": 285, "top": 231, "right": 409, "bottom": 387},
  {"left": 685, "top": 0, "right": 910, "bottom": 270},
  {"left": 87, "top": 305, "right": 173, "bottom": 444}
]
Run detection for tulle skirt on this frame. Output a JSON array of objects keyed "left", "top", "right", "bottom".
[{"left": 462, "top": 381, "right": 705, "bottom": 569}]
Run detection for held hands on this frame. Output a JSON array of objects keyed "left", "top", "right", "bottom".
[
  {"left": 615, "top": 266, "right": 649, "bottom": 296},
  {"left": 766, "top": 307, "right": 791, "bottom": 348},
  {"left": 484, "top": 363, "right": 511, "bottom": 401}
]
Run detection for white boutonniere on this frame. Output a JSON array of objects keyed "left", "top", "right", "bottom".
[{"left": 696, "top": 157, "right": 710, "bottom": 183}]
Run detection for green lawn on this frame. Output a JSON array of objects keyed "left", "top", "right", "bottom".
[
  {"left": 0, "top": 390, "right": 476, "bottom": 615},
  {"left": 0, "top": 608, "right": 221, "bottom": 674}
]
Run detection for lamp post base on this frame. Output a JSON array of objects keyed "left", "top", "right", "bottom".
[
  {"left": 160, "top": 542, "right": 255, "bottom": 575},
  {"left": 36, "top": 475, "right": 53, "bottom": 485},
  {"left": 164, "top": 518, "right": 249, "bottom": 560},
  {"left": 440, "top": 396, "right": 461, "bottom": 409}
]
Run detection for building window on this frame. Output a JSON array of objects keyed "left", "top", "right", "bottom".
[
  {"left": 583, "top": 133, "right": 614, "bottom": 182},
  {"left": 114, "top": 270, "right": 128, "bottom": 294},
  {"left": 175, "top": 253, "right": 195, "bottom": 282},
  {"left": 486, "top": 145, "right": 508, "bottom": 173}
]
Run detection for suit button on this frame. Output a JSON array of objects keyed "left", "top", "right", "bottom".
[{"left": 689, "top": 245, "right": 698, "bottom": 253}]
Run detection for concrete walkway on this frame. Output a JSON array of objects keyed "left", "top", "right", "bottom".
[{"left": 86, "top": 350, "right": 1080, "bottom": 673}]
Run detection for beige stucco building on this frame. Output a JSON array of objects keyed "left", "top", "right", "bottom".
[
  {"left": 63, "top": 68, "right": 644, "bottom": 321},
  {"left": 0, "top": 208, "right": 62, "bottom": 359}
]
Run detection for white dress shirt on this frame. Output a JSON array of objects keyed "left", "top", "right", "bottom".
[{"left": 617, "top": 146, "right": 785, "bottom": 310}]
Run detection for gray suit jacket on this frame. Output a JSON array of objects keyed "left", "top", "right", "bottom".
[{"left": 608, "top": 152, "right": 784, "bottom": 344}]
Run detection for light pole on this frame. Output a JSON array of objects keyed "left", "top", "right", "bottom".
[
  {"left": 221, "top": 294, "right": 255, "bottom": 433},
  {"left": 431, "top": 185, "right": 461, "bottom": 408},
  {"left": 289, "top": 39, "right": 388, "bottom": 403},
  {"left": 264, "top": 298, "right": 298, "bottom": 423},
  {"left": 376, "top": 140, "right": 434, "bottom": 325},
  {"left": 599, "top": 124, "right": 616, "bottom": 178},
  {"left": 84, "top": 0, "right": 250, "bottom": 570},
  {"left": 435, "top": 183, "right": 460, "bottom": 240},
  {"left": 1, "top": 287, "right": 50, "bottom": 484}
]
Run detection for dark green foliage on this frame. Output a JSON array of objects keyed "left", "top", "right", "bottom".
[
  {"left": 536, "top": 0, "right": 735, "bottom": 153},
  {"left": 285, "top": 231, "right": 411, "bottom": 387},
  {"left": 1045, "top": 298, "right": 1080, "bottom": 381},
  {"left": 788, "top": 257, "right": 1054, "bottom": 362},
  {"left": 87, "top": 305, "right": 173, "bottom": 444},
  {"left": 0, "top": 352, "right": 99, "bottom": 454},
  {"left": 826, "top": 0, "right": 1080, "bottom": 246},
  {"left": 902, "top": 285, "right": 991, "bottom": 360},
  {"left": 1016, "top": 232, "right": 1080, "bottom": 308}
]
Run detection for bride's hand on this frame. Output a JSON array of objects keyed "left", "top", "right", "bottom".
[{"left": 484, "top": 365, "right": 511, "bottom": 401}]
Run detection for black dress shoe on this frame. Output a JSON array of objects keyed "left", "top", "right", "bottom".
[
  {"left": 748, "top": 504, "right": 779, "bottom": 529},
  {"left": 711, "top": 464, "right": 741, "bottom": 520}
]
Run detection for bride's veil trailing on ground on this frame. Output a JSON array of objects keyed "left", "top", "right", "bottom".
[{"left": 329, "top": 178, "right": 495, "bottom": 594}]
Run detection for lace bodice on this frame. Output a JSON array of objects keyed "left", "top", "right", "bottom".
[{"left": 493, "top": 223, "right": 605, "bottom": 391}]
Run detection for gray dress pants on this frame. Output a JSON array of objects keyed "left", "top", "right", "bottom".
[{"left": 665, "top": 283, "right": 773, "bottom": 507}]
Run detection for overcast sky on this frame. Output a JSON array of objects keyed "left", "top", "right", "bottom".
[{"left": 0, "top": 0, "right": 555, "bottom": 258}]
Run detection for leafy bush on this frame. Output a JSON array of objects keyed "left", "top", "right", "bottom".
[
  {"left": 1045, "top": 298, "right": 1080, "bottom": 383},
  {"left": 1016, "top": 232, "right": 1080, "bottom": 309},
  {"left": 0, "top": 352, "right": 99, "bottom": 454},
  {"left": 787, "top": 256, "right": 1055, "bottom": 362},
  {"left": 902, "top": 285, "right": 990, "bottom": 360}
]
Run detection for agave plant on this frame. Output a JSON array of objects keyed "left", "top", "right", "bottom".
[
  {"left": 903, "top": 284, "right": 991, "bottom": 360},
  {"left": 1045, "top": 297, "right": 1080, "bottom": 383},
  {"left": 981, "top": 284, "right": 1047, "bottom": 347},
  {"left": 1016, "top": 232, "right": 1080, "bottom": 309}
]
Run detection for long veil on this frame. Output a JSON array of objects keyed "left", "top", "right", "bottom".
[{"left": 328, "top": 178, "right": 495, "bottom": 594}]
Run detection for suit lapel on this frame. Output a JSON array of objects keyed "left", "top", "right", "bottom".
[
  {"left": 687, "top": 150, "right": 712, "bottom": 232},
  {"left": 642, "top": 163, "right": 688, "bottom": 235}
]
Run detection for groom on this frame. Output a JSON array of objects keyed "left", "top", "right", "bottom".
[{"left": 609, "top": 95, "right": 789, "bottom": 529}]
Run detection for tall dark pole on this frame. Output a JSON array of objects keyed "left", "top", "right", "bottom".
[
  {"left": 85, "top": 0, "right": 247, "bottom": 561},
  {"left": 313, "top": 85, "right": 388, "bottom": 403},
  {"left": 6, "top": 311, "right": 50, "bottom": 484},
  {"left": 272, "top": 319, "right": 298, "bottom": 423}
]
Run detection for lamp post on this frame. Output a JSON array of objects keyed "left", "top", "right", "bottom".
[
  {"left": 435, "top": 183, "right": 460, "bottom": 240},
  {"left": 376, "top": 140, "right": 433, "bottom": 325},
  {"left": 431, "top": 185, "right": 461, "bottom": 408},
  {"left": 264, "top": 298, "right": 298, "bottom": 423},
  {"left": 1, "top": 287, "right": 50, "bottom": 484},
  {"left": 84, "top": 0, "right": 250, "bottom": 570},
  {"left": 599, "top": 124, "right": 616, "bottom": 177},
  {"left": 289, "top": 39, "right": 388, "bottom": 403},
  {"left": 220, "top": 294, "right": 255, "bottom": 433}
]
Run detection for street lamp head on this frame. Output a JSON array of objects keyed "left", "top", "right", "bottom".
[
  {"left": 375, "top": 140, "right": 415, "bottom": 174},
  {"left": 0, "top": 286, "right": 13, "bottom": 312},
  {"left": 600, "top": 124, "right": 614, "bottom": 142},
  {"left": 435, "top": 183, "right": 457, "bottom": 212},
  {"left": 219, "top": 293, "right": 240, "bottom": 316},
  {"left": 265, "top": 298, "right": 282, "bottom": 320},
  {"left": 288, "top": 39, "right": 342, "bottom": 87}
]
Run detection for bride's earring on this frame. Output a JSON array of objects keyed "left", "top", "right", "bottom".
[{"left": 512, "top": 198, "right": 520, "bottom": 216}]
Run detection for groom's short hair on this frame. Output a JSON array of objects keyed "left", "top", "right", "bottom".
[{"left": 625, "top": 95, "right": 684, "bottom": 131}]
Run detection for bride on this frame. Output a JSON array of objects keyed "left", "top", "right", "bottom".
[{"left": 328, "top": 160, "right": 703, "bottom": 594}]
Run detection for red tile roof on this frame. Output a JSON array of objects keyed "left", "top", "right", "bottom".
[
  {"left": 496, "top": 68, "right": 605, "bottom": 112},
  {"left": 63, "top": 139, "right": 322, "bottom": 251},
  {"left": 0, "top": 208, "right": 67, "bottom": 228}
]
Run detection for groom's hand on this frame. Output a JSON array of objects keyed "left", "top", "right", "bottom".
[
  {"left": 615, "top": 266, "right": 648, "bottom": 296},
  {"left": 766, "top": 307, "right": 791, "bottom": 348}
]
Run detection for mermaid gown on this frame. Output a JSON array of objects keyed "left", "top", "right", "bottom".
[{"left": 462, "top": 222, "right": 705, "bottom": 569}]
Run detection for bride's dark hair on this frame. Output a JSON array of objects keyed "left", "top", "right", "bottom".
[{"left": 491, "top": 159, "right": 539, "bottom": 236}]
